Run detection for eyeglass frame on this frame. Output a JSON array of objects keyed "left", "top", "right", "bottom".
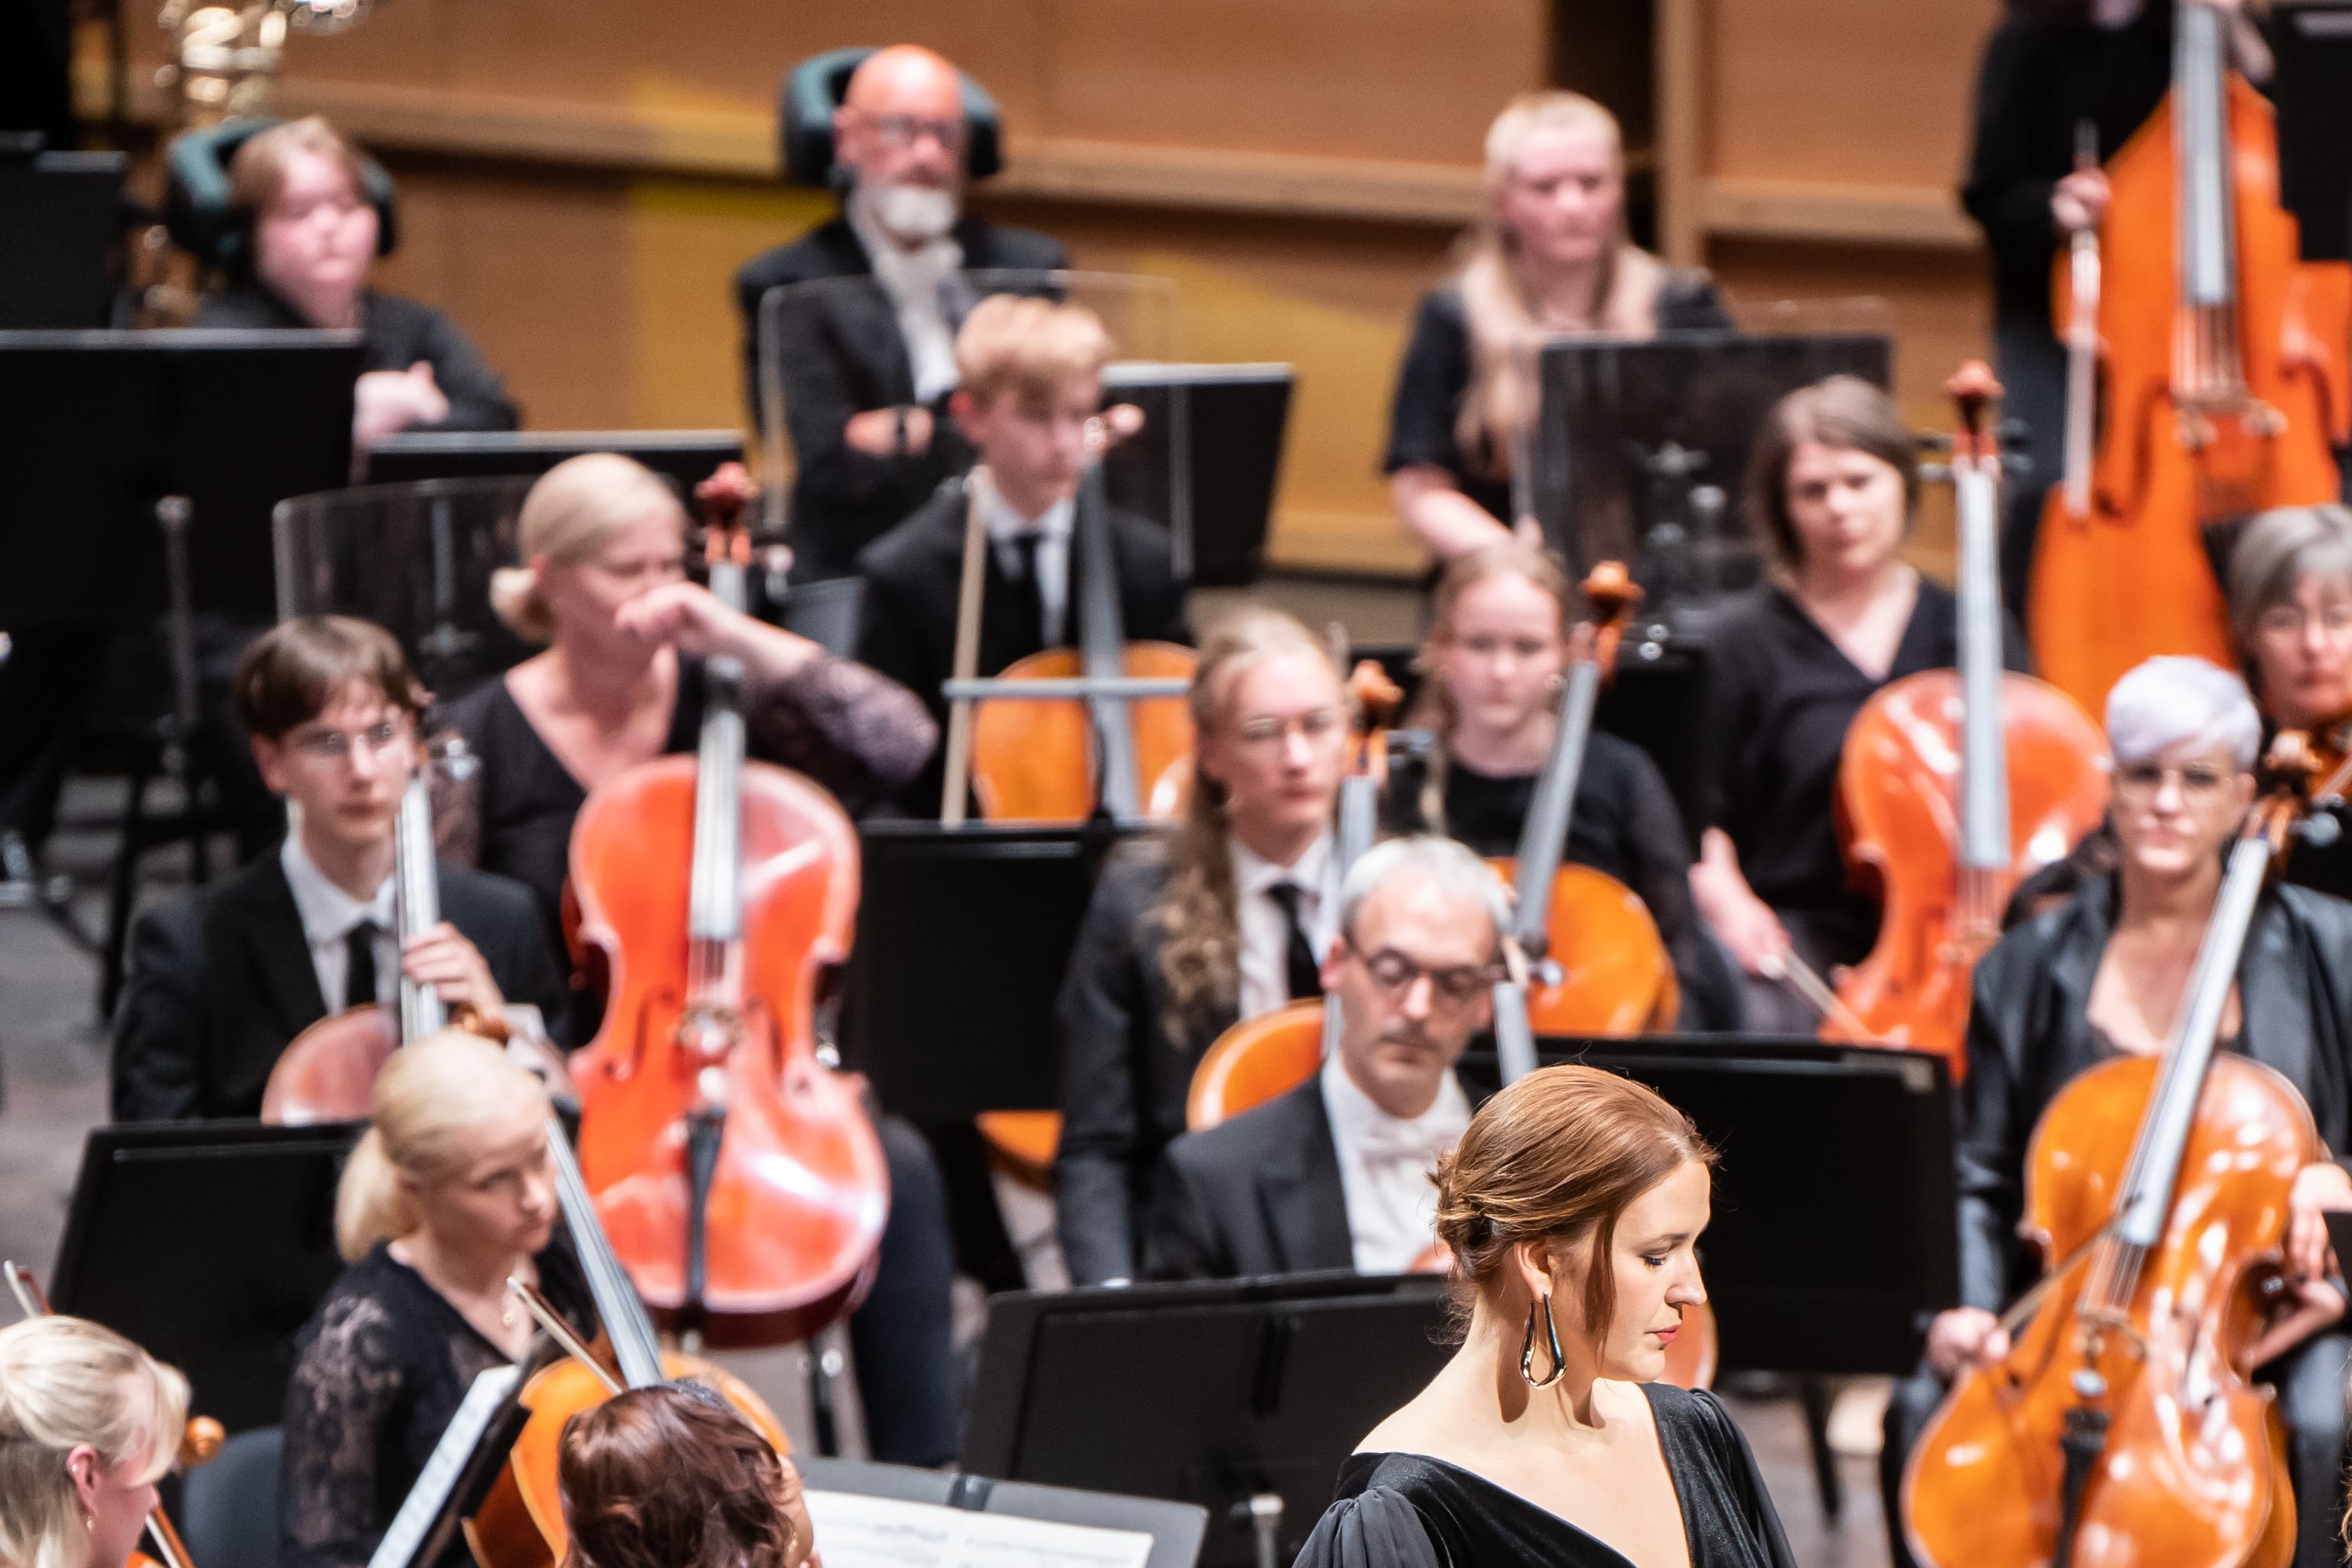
[{"left": 1340, "top": 933, "right": 1503, "bottom": 1008}]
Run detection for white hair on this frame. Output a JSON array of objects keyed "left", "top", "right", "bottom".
[
  {"left": 2103, "top": 656, "right": 2262, "bottom": 771},
  {"left": 1338, "top": 835, "right": 1511, "bottom": 956}
]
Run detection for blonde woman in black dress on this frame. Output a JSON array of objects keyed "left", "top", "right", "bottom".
[{"left": 1298, "top": 1066, "right": 1792, "bottom": 1568}]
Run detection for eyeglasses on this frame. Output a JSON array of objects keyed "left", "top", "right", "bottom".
[
  {"left": 1233, "top": 707, "right": 1345, "bottom": 750},
  {"left": 1344, "top": 936, "right": 1498, "bottom": 1008},
  {"left": 861, "top": 113, "right": 970, "bottom": 153},
  {"left": 2112, "top": 759, "right": 2236, "bottom": 799},
  {"left": 2253, "top": 603, "right": 2352, "bottom": 638},
  {"left": 285, "top": 717, "right": 412, "bottom": 766}
]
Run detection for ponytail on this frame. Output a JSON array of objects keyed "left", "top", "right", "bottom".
[{"left": 333, "top": 1125, "right": 410, "bottom": 1264}]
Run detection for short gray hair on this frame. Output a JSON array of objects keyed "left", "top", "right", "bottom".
[
  {"left": 2104, "top": 655, "right": 2262, "bottom": 771},
  {"left": 2226, "top": 503, "right": 2352, "bottom": 648},
  {"left": 1338, "top": 835, "right": 1511, "bottom": 957}
]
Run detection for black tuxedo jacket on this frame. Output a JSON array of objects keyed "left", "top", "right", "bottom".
[
  {"left": 1054, "top": 844, "right": 1239, "bottom": 1285},
  {"left": 733, "top": 213, "right": 1067, "bottom": 580},
  {"left": 1142, "top": 1077, "right": 1354, "bottom": 1281},
  {"left": 110, "top": 850, "right": 567, "bottom": 1121},
  {"left": 854, "top": 478, "right": 1190, "bottom": 812}
]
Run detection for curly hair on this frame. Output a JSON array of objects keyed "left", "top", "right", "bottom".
[{"left": 558, "top": 1385, "right": 795, "bottom": 1568}]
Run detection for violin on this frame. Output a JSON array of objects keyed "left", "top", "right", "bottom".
[
  {"left": 1903, "top": 732, "right": 2330, "bottom": 1568},
  {"left": 5, "top": 1263, "right": 224, "bottom": 1568},
  {"left": 567, "top": 462, "right": 887, "bottom": 1347},
  {"left": 1823, "top": 365, "right": 2111, "bottom": 1074},
  {"left": 463, "top": 1121, "right": 790, "bottom": 1568},
  {"left": 2028, "top": 0, "right": 2352, "bottom": 717}
]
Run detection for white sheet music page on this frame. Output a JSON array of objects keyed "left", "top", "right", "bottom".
[
  {"left": 365, "top": 1364, "right": 521, "bottom": 1568},
  {"left": 804, "top": 1488, "right": 1155, "bottom": 1568}
]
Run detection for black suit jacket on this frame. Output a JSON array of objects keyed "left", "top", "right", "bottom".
[
  {"left": 854, "top": 478, "right": 1190, "bottom": 812},
  {"left": 733, "top": 213, "right": 1067, "bottom": 580},
  {"left": 110, "top": 850, "right": 567, "bottom": 1121},
  {"left": 1142, "top": 1078, "right": 1354, "bottom": 1282},
  {"left": 1054, "top": 844, "right": 1238, "bottom": 1285}
]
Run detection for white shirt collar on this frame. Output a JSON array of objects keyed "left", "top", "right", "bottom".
[
  {"left": 1319, "top": 1050, "right": 1472, "bottom": 1155},
  {"left": 279, "top": 833, "right": 395, "bottom": 946},
  {"left": 1319, "top": 1051, "right": 1472, "bottom": 1274},
  {"left": 974, "top": 468, "right": 1076, "bottom": 547},
  {"left": 1229, "top": 831, "right": 1334, "bottom": 903}
]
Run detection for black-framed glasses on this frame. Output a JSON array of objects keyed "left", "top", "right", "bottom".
[{"left": 1344, "top": 936, "right": 1498, "bottom": 1008}]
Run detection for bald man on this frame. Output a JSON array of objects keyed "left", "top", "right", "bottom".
[{"left": 736, "top": 45, "right": 1067, "bottom": 582}]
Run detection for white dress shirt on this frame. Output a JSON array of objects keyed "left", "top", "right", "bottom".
[
  {"left": 851, "top": 200, "right": 965, "bottom": 404},
  {"left": 280, "top": 835, "right": 398, "bottom": 1013},
  {"left": 1229, "top": 831, "right": 1338, "bottom": 1021},
  {"left": 975, "top": 469, "right": 1076, "bottom": 646},
  {"left": 1320, "top": 1052, "right": 1472, "bottom": 1275}
]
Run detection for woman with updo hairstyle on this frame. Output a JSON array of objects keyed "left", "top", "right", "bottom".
[
  {"left": 1296, "top": 1064, "right": 1792, "bottom": 1568},
  {"left": 0, "top": 1316, "right": 190, "bottom": 1568},
  {"left": 1689, "top": 374, "right": 2029, "bottom": 1031},
  {"left": 2229, "top": 502, "right": 2352, "bottom": 902},
  {"left": 279, "top": 1030, "right": 593, "bottom": 1568},
  {"left": 557, "top": 1384, "right": 814, "bottom": 1568}
]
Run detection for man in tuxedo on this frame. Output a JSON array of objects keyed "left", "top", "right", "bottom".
[
  {"left": 1142, "top": 835, "right": 1508, "bottom": 1280},
  {"left": 855, "top": 291, "right": 1187, "bottom": 814},
  {"left": 112, "top": 617, "right": 564, "bottom": 1120},
  {"left": 734, "top": 44, "right": 1067, "bottom": 581}
]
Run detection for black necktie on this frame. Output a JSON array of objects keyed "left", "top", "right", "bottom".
[
  {"left": 1006, "top": 532, "right": 1049, "bottom": 653},
  {"left": 1266, "top": 883, "right": 1323, "bottom": 1001},
  {"left": 344, "top": 921, "right": 379, "bottom": 1010}
]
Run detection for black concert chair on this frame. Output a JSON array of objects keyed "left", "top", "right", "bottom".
[
  {"left": 776, "top": 46, "right": 1006, "bottom": 189},
  {"left": 164, "top": 116, "right": 400, "bottom": 270},
  {"left": 181, "top": 1424, "right": 282, "bottom": 1568}
]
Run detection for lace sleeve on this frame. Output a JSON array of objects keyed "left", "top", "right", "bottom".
[
  {"left": 747, "top": 649, "right": 939, "bottom": 808},
  {"left": 280, "top": 1290, "right": 408, "bottom": 1568}
]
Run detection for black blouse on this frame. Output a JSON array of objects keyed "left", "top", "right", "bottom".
[
  {"left": 1701, "top": 580, "right": 2030, "bottom": 968},
  {"left": 279, "top": 1240, "right": 596, "bottom": 1568},
  {"left": 194, "top": 286, "right": 521, "bottom": 432},
  {"left": 1383, "top": 738, "right": 1740, "bottom": 1030},
  {"left": 1297, "top": 1385, "right": 1796, "bottom": 1568},
  {"left": 1383, "top": 275, "right": 1736, "bottom": 522}
]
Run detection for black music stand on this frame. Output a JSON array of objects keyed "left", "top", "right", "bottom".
[
  {"left": 800, "top": 1456, "right": 1208, "bottom": 1568},
  {"left": 1100, "top": 364, "right": 1293, "bottom": 587},
  {"left": 362, "top": 430, "right": 746, "bottom": 492},
  {"left": 838, "top": 821, "right": 1150, "bottom": 1119},
  {"left": 0, "top": 149, "right": 126, "bottom": 328},
  {"left": 962, "top": 1273, "right": 1451, "bottom": 1568},
  {"left": 46, "top": 1121, "right": 362, "bottom": 1434},
  {"left": 2277, "top": 2, "right": 2352, "bottom": 263}
]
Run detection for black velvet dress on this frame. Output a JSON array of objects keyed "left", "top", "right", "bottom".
[{"left": 1297, "top": 1384, "right": 1795, "bottom": 1568}]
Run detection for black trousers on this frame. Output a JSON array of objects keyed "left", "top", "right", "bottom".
[
  {"left": 1882, "top": 1330, "right": 2352, "bottom": 1568},
  {"left": 849, "top": 1115, "right": 962, "bottom": 1466}
]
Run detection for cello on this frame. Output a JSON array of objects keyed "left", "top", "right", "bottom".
[
  {"left": 1903, "top": 730, "right": 2331, "bottom": 1568},
  {"left": 1822, "top": 364, "right": 2111, "bottom": 1073},
  {"left": 567, "top": 465, "right": 887, "bottom": 1347},
  {"left": 2027, "top": 0, "right": 2352, "bottom": 717}
]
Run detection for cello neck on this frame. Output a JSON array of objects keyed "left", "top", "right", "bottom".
[
  {"left": 393, "top": 773, "right": 446, "bottom": 1042},
  {"left": 544, "top": 1118, "right": 668, "bottom": 1388},
  {"left": 2174, "top": 0, "right": 2245, "bottom": 389},
  {"left": 1949, "top": 366, "right": 2014, "bottom": 894},
  {"left": 1073, "top": 454, "right": 1142, "bottom": 817},
  {"left": 685, "top": 468, "right": 759, "bottom": 994}
]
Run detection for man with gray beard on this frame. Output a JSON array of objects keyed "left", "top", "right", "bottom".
[{"left": 735, "top": 44, "right": 1066, "bottom": 582}]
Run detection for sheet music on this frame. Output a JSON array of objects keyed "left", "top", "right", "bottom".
[
  {"left": 805, "top": 1488, "right": 1155, "bottom": 1568},
  {"left": 366, "top": 1364, "right": 520, "bottom": 1568}
]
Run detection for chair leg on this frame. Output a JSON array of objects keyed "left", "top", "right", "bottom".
[
  {"left": 100, "top": 756, "right": 153, "bottom": 1021},
  {"left": 1799, "top": 1375, "right": 1844, "bottom": 1519}
]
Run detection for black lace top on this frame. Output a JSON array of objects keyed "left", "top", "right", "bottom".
[{"left": 279, "top": 1240, "right": 596, "bottom": 1568}]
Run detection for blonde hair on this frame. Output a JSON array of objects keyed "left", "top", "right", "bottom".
[
  {"left": 1412, "top": 541, "right": 1573, "bottom": 833},
  {"left": 1154, "top": 607, "right": 1345, "bottom": 1026},
  {"left": 489, "top": 454, "right": 684, "bottom": 643},
  {"left": 955, "top": 294, "right": 1115, "bottom": 408},
  {"left": 225, "top": 115, "right": 370, "bottom": 222},
  {"left": 0, "top": 1317, "right": 189, "bottom": 1568},
  {"left": 334, "top": 1030, "right": 552, "bottom": 1263},
  {"left": 1453, "top": 92, "right": 1664, "bottom": 482}
]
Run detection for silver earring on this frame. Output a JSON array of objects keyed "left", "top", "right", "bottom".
[{"left": 1520, "top": 1291, "right": 1566, "bottom": 1388}]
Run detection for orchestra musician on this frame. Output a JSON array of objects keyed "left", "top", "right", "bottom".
[
  {"left": 733, "top": 44, "right": 1067, "bottom": 581},
  {"left": 433, "top": 452, "right": 959, "bottom": 1467},
  {"left": 194, "top": 116, "right": 518, "bottom": 443},
  {"left": 0, "top": 1315, "right": 192, "bottom": 1568},
  {"left": 1057, "top": 607, "right": 1349, "bottom": 1285},
  {"left": 109, "top": 616, "right": 563, "bottom": 1121},
  {"left": 557, "top": 1383, "right": 815, "bottom": 1568},
  {"left": 1390, "top": 542, "right": 1739, "bottom": 1027},
  {"left": 1385, "top": 91, "right": 1731, "bottom": 561},
  {"left": 1687, "top": 375, "right": 2030, "bottom": 1031},
  {"left": 854, "top": 292, "right": 1189, "bottom": 809},
  {"left": 2231, "top": 503, "right": 2352, "bottom": 900},
  {"left": 1142, "top": 836, "right": 1504, "bottom": 1281},
  {"left": 1293, "top": 1064, "right": 1793, "bottom": 1568},
  {"left": 1879, "top": 656, "right": 2352, "bottom": 1568}
]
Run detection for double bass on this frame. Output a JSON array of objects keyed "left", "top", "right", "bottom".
[
  {"left": 567, "top": 465, "right": 887, "bottom": 1346},
  {"left": 2028, "top": 0, "right": 2352, "bottom": 717},
  {"left": 1822, "top": 365, "right": 2110, "bottom": 1073},
  {"left": 1903, "top": 733, "right": 2332, "bottom": 1568}
]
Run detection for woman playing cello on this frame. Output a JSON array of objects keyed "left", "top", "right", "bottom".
[
  {"left": 0, "top": 1316, "right": 192, "bottom": 1568},
  {"left": 2232, "top": 505, "right": 2352, "bottom": 901}
]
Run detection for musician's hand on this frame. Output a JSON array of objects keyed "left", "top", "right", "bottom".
[
  {"left": 2052, "top": 168, "right": 2110, "bottom": 234},
  {"left": 1714, "top": 890, "right": 1792, "bottom": 976},
  {"left": 354, "top": 362, "right": 450, "bottom": 445},
  {"left": 2288, "top": 1160, "right": 2352, "bottom": 1281},
  {"left": 2244, "top": 1277, "right": 2345, "bottom": 1370},
  {"left": 774, "top": 1454, "right": 818, "bottom": 1568},
  {"left": 613, "top": 580, "right": 738, "bottom": 655},
  {"left": 1926, "top": 1306, "right": 2011, "bottom": 1377},
  {"left": 401, "top": 923, "right": 506, "bottom": 1020},
  {"left": 844, "top": 404, "right": 933, "bottom": 459}
]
